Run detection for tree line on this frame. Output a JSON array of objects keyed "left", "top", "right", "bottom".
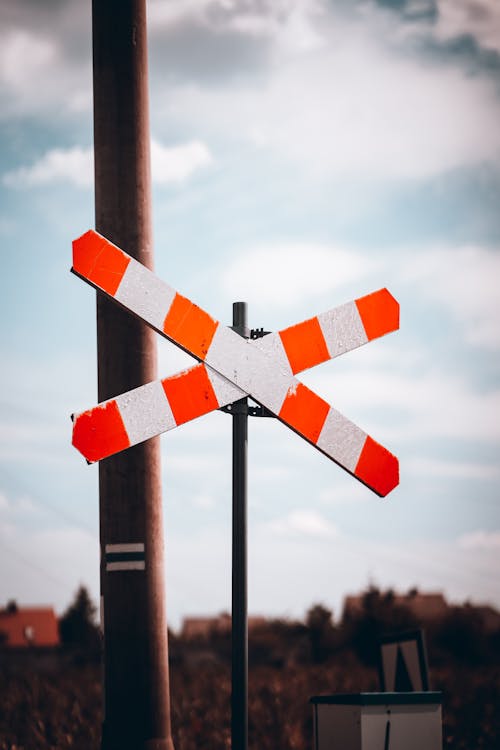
[{"left": 59, "top": 584, "right": 500, "bottom": 669}]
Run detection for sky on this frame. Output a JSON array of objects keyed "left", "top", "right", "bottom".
[{"left": 0, "top": 0, "right": 499, "bottom": 630}]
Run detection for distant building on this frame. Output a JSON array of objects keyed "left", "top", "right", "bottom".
[
  {"left": 181, "top": 612, "right": 267, "bottom": 639},
  {"left": 475, "top": 605, "right": 500, "bottom": 634},
  {"left": 342, "top": 590, "right": 449, "bottom": 622},
  {"left": 0, "top": 602, "right": 60, "bottom": 648}
]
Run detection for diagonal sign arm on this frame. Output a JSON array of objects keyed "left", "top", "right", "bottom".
[
  {"left": 72, "top": 290, "right": 397, "bottom": 464},
  {"left": 72, "top": 230, "right": 399, "bottom": 496}
]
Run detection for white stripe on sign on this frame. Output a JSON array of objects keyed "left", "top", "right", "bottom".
[
  {"left": 114, "top": 260, "right": 176, "bottom": 332},
  {"left": 205, "top": 365, "right": 243, "bottom": 407},
  {"left": 318, "top": 300, "right": 368, "bottom": 359},
  {"left": 117, "top": 380, "right": 176, "bottom": 446},
  {"left": 317, "top": 408, "right": 366, "bottom": 473}
]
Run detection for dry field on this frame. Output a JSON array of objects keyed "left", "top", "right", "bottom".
[{"left": 0, "top": 656, "right": 499, "bottom": 749}]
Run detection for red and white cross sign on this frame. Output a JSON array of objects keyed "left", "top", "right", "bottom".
[{"left": 71, "top": 231, "right": 399, "bottom": 497}]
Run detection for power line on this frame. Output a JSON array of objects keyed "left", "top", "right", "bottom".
[
  {"left": 0, "top": 530, "right": 74, "bottom": 589},
  {"left": 0, "top": 465, "right": 96, "bottom": 537}
]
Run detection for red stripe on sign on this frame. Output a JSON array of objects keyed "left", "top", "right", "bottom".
[
  {"left": 279, "top": 317, "right": 330, "bottom": 375},
  {"left": 162, "top": 363, "right": 219, "bottom": 426},
  {"left": 163, "top": 293, "right": 219, "bottom": 361},
  {"left": 72, "top": 230, "right": 130, "bottom": 297},
  {"left": 72, "top": 401, "right": 130, "bottom": 463},
  {"left": 279, "top": 383, "right": 330, "bottom": 444},
  {"left": 355, "top": 289, "right": 399, "bottom": 341},
  {"left": 354, "top": 436, "right": 399, "bottom": 497}
]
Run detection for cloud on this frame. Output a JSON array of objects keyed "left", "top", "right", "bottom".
[
  {"left": 166, "top": 453, "right": 226, "bottom": 476},
  {"left": 3, "top": 146, "right": 93, "bottom": 189},
  {"left": 149, "top": 0, "right": 323, "bottom": 48},
  {"left": 0, "top": 29, "right": 56, "bottom": 90},
  {"left": 264, "top": 509, "right": 339, "bottom": 539},
  {"left": 0, "top": 522, "right": 98, "bottom": 613},
  {"left": 0, "top": 419, "right": 66, "bottom": 464},
  {"left": 2, "top": 0, "right": 500, "bottom": 183},
  {"left": 191, "top": 493, "right": 215, "bottom": 510},
  {"left": 406, "top": 457, "right": 500, "bottom": 480},
  {"left": 458, "top": 530, "right": 500, "bottom": 550},
  {"left": 151, "top": 139, "right": 213, "bottom": 183},
  {"left": 221, "top": 242, "right": 372, "bottom": 308},
  {"left": 404, "top": 245, "right": 500, "bottom": 351},
  {"left": 0, "top": 2, "right": 91, "bottom": 119},
  {"left": 148, "top": 0, "right": 214, "bottom": 28},
  {"left": 245, "top": 523, "right": 500, "bottom": 621},
  {"left": 309, "top": 366, "right": 500, "bottom": 443},
  {"left": 3, "top": 139, "right": 213, "bottom": 189},
  {"left": 157, "top": 4, "right": 500, "bottom": 180}
]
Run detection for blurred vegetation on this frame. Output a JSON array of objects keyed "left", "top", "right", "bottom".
[
  {"left": 0, "top": 585, "right": 499, "bottom": 748},
  {"left": 58, "top": 585, "right": 101, "bottom": 663}
]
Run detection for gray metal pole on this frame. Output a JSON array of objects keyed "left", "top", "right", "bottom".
[
  {"left": 92, "top": 2, "right": 174, "bottom": 748},
  {"left": 231, "top": 302, "right": 249, "bottom": 750}
]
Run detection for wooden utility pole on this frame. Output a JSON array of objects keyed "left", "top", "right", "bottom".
[{"left": 92, "top": 1, "right": 174, "bottom": 748}]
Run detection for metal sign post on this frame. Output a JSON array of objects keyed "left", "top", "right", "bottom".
[
  {"left": 231, "top": 302, "right": 249, "bottom": 750},
  {"left": 226, "top": 304, "right": 274, "bottom": 750}
]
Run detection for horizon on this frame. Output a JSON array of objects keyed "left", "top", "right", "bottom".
[{"left": 2, "top": 583, "right": 498, "bottom": 633}]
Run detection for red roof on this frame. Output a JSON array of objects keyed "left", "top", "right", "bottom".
[{"left": 0, "top": 607, "right": 60, "bottom": 647}]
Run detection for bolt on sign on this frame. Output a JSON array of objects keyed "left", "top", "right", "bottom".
[{"left": 71, "top": 230, "right": 399, "bottom": 497}]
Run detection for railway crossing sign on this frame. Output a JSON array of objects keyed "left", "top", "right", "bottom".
[{"left": 71, "top": 230, "right": 399, "bottom": 497}]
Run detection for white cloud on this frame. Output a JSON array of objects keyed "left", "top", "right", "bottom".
[
  {"left": 192, "top": 493, "right": 215, "bottom": 509},
  {"left": 148, "top": 0, "right": 213, "bottom": 28},
  {"left": 221, "top": 242, "right": 372, "bottom": 308},
  {"left": 2, "top": 1, "right": 499, "bottom": 181},
  {"left": 164, "top": 14, "right": 500, "bottom": 180},
  {"left": 308, "top": 366, "right": 500, "bottom": 442},
  {"left": 0, "top": 523, "right": 98, "bottom": 614},
  {"left": 151, "top": 139, "right": 213, "bottom": 183},
  {"left": 406, "top": 457, "right": 500, "bottom": 480},
  {"left": 245, "top": 524, "right": 500, "bottom": 621},
  {"left": 149, "top": 0, "right": 324, "bottom": 52},
  {"left": 0, "top": 491, "right": 8, "bottom": 511},
  {"left": 221, "top": 0, "right": 325, "bottom": 52},
  {"left": 3, "top": 139, "right": 213, "bottom": 189},
  {"left": 0, "top": 16, "right": 91, "bottom": 120},
  {"left": 0, "top": 420, "right": 67, "bottom": 464},
  {"left": 0, "top": 29, "right": 56, "bottom": 89},
  {"left": 3, "top": 146, "right": 93, "bottom": 189},
  {"left": 264, "top": 509, "right": 339, "bottom": 539},
  {"left": 458, "top": 530, "right": 500, "bottom": 550},
  {"left": 404, "top": 246, "right": 500, "bottom": 351},
  {"left": 166, "top": 452, "right": 226, "bottom": 476}
]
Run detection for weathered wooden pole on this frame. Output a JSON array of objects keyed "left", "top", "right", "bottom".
[{"left": 92, "top": 1, "right": 174, "bottom": 748}]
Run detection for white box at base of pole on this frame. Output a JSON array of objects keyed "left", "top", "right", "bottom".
[{"left": 310, "top": 692, "right": 442, "bottom": 750}]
